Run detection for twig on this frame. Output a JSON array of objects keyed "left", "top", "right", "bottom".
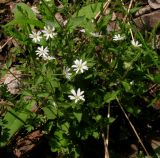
[
  {"left": 95, "top": 0, "right": 111, "bottom": 22},
  {"left": 102, "top": 103, "right": 110, "bottom": 158},
  {"left": 123, "top": 0, "right": 135, "bottom": 22},
  {"left": 116, "top": 97, "right": 152, "bottom": 158},
  {"left": 106, "top": 103, "right": 110, "bottom": 146},
  {"left": 0, "top": 37, "right": 13, "bottom": 51},
  {"left": 102, "top": 132, "right": 110, "bottom": 158},
  {"left": 129, "top": 27, "right": 134, "bottom": 41},
  {"left": 121, "top": 0, "right": 135, "bottom": 41}
]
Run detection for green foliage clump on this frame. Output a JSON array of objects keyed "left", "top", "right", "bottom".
[{"left": 1, "top": 1, "right": 160, "bottom": 157}]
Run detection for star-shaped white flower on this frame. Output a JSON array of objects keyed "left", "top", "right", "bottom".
[
  {"left": 29, "top": 30, "right": 42, "bottom": 43},
  {"left": 131, "top": 40, "right": 142, "bottom": 47},
  {"left": 80, "top": 29, "right": 85, "bottom": 33},
  {"left": 113, "top": 34, "right": 125, "bottom": 41},
  {"left": 90, "top": 32, "right": 102, "bottom": 38},
  {"left": 42, "top": 26, "right": 57, "bottom": 40},
  {"left": 43, "top": 55, "right": 55, "bottom": 60},
  {"left": 72, "top": 59, "right": 88, "bottom": 74},
  {"left": 63, "top": 67, "right": 72, "bottom": 79},
  {"left": 31, "top": 6, "right": 40, "bottom": 14},
  {"left": 68, "top": 88, "right": 85, "bottom": 103},
  {"left": 36, "top": 46, "right": 49, "bottom": 58}
]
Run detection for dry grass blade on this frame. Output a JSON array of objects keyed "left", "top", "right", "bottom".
[
  {"left": 94, "top": 0, "right": 111, "bottom": 22},
  {"left": 102, "top": 103, "right": 110, "bottom": 158},
  {"left": 121, "top": 0, "right": 135, "bottom": 41},
  {"left": 116, "top": 97, "right": 152, "bottom": 158},
  {"left": 0, "top": 37, "right": 13, "bottom": 51},
  {"left": 123, "top": 0, "right": 135, "bottom": 22}
]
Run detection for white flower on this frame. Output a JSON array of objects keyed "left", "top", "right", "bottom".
[
  {"left": 80, "top": 29, "right": 85, "bottom": 33},
  {"left": 91, "top": 19, "right": 94, "bottom": 23},
  {"left": 130, "top": 81, "right": 134, "bottom": 85},
  {"left": 68, "top": 88, "right": 85, "bottom": 103},
  {"left": 36, "top": 46, "right": 49, "bottom": 58},
  {"left": 63, "top": 67, "right": 72, "bottom": 79},
  {"left": 43, "top": 55, "right": 55, "bottom": 60},
  {"left": 31, "top": 6, "right": 40, "bottom": 14},
  {"left": 42, "top": 26, "right": 57, "bottom": 40},
  {"left": 29, "top": 30, "right": 42, "bottom": 43},
  {"left": 72, "top": 59, "right": 88, "bottom": 74},
  {"left": 63, "top": 20, "right": 68, "bottom": 26},
  {"left": 90, "top": 32, "right": 102, "bottom": 38},
  {"left": 123, "top": 61, "right": 132, "bottom": 69},
  {"left": 113, "top": 34, "right": 125, "bottom": 41},
  {"left": 131, "top": 40, "right": 142, "bottom": 47}
]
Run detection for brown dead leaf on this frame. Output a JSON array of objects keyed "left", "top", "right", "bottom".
[
  {"left": 13, "top": 130, "right": 44, "bottom": 158},
  {"left": 55, "top": 13, "right": 64, "bottom": 26},
  {"left": 151, "top": 137, "right": 160, "bottom": 149},
  {"left": 134, "top": 10, "right": 160, "bottom": 30},
  {"left": 148, "top": 0, "right": 160, "bottom": 9},
  {"left": 0, "top": 0, "right": 10, "bottom": 4},
  {"left": 135, "top": 5, "right": 151, "bottom": 17},
  {"left": 0, "top": 67, "right": 22, "bottom": 94}
]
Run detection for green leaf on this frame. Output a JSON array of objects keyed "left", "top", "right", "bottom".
[
  {"left": 0, "top": 110, "right": 25, "bottom": 147},
  {"left": 22, "top": 90, "right": 33, "bottom": 96},
  {"left": 73, "top": 148, "right": 80, "bottom": 158},
  {"left": 0, "top": 69, "right": 7, "bottom": 78},
  {"left": 108, "top": 117, "right": 116, "bottom": 124},
  {"left": 126, "top": 106, "right": 141, "bottom": 116},
  {"left": 37, "top": 93, "right": 49, "bottom": 98},
  {"left": 5, "top": 18, "right": 43, "bottom": 28},
  {"left": 73, "top": 112, "right": 82, "bottom": 122},
  {"left": 122, "top": 81, "right": 131, "bottom": 92},
  {"left": 0, "top": 101, "right": 35, "bottom": 147},
  {"left": 13, "top": 3, "right": 36, "bottom": 20},
  {"left": 61, "top": 122, "right": 70, "bottom": 134},
  {"left": 50, "top": 80, "right": 60, "bottom": 88},
  {"left": 42, "top": 106, "right": 57, "bottom": 120},
  {"left": 35, "top": 76, "right": 44, "bottom": 85},
  {"left": 92, "top": 131, "right": 99, "bottom": 139},
  {"left": 51, "top": 130, "right": 70, "bottom": 152},
  {"left": 98, "top": 14, "right": 112, "bottom": 29},
  {"left": 6, "top": 58, "right": 12, "bottom": 68},
  {"left": 5, "top": 3, "right": 43, "bottom": 28},
  {"left": 75, "top": 2, "right": 102, "bottom": 19},
  {"left": 104, "top": 90, "right": 119, "bottom": 103},
  {"left": 96, "top": 115, "right": 102, "bottom": 121},
  {"left": 154, "top": 75, "right": 160, "bottom": 84},
  {"left": 67, "top": 16, "right": 95, "bottom": 33},
  {"left": 67, "top": 2, "right": 103, "bottom": 33},
  {"left": 130, "top": 6, "right": 141, "bottom": 14}
]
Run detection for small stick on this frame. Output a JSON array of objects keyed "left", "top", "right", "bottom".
[
  {"left": 102, "top": 132, "right": 110, "bottom": 158},
  {"left": 106, "top": 103, "right": 110, "bottom": 146},
  {"left": 121, "top": 0, "right": 135, "bottom": 41},
  {"left": 129, "top": 27, "right": 134, "bottom": 41},
  {"left": 0, "top": 37, "right": 13, "bottom": 51},
  {"left": 116, "top": 97, "right": 152, "bottom": 158},
  {"left": 95, "top": 0, "right": 111, "bottom": 22},
  {"left": 101, "top": 103, "right": 110, "bottom": 158},
  {"left": 123, "top": 0, "right": 135, "bottom": 22}
]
